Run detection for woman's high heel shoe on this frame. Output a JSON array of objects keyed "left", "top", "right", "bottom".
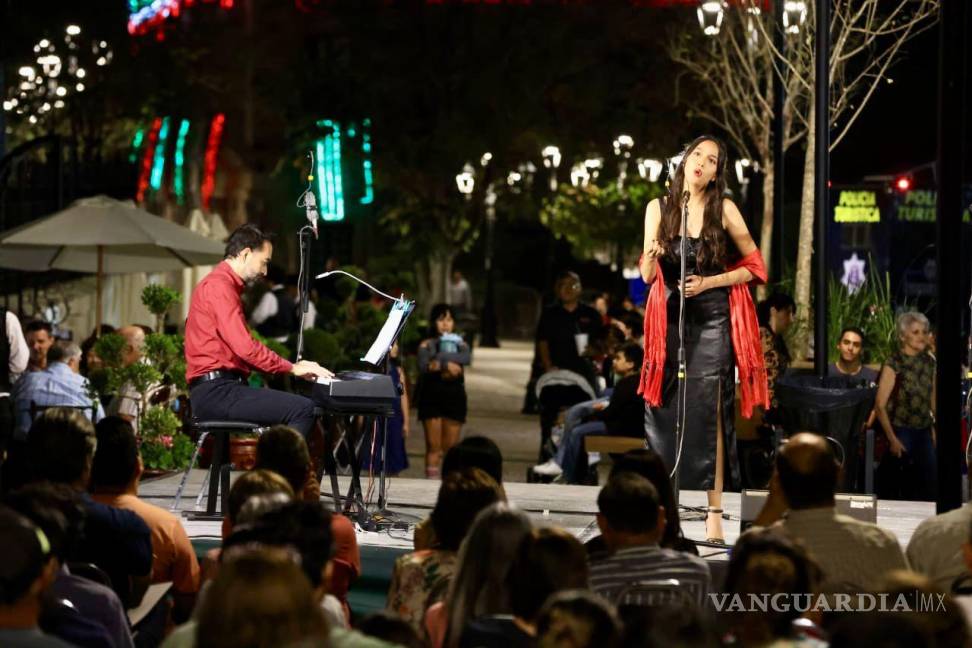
[{"left": 705, "top": 507, "right": 725, "bottom": 544}]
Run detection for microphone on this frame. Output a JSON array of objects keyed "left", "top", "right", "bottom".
[{"left": 304, "top": 189, "right": 319, "bottom": 239}]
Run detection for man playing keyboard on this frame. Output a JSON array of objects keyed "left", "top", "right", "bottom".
[{"left": 185, "top": 224, "right": 333, "bottom": 437}]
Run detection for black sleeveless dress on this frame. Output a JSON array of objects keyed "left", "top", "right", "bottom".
[{"left": 644, "top": 236, "right": 740, "bottom": 491}]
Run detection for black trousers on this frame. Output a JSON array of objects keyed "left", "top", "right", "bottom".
[{"left": 189, "top": 378, "right": 317, "bottom": 437}]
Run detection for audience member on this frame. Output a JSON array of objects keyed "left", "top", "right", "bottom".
[
  {"left": 906, "top": 501, "right": 972, "bottom": 594},
  {"left": 722, "top": 528, "right": 823, "bottom": 647},
  {"left": 358, "top": 611, "right": 425, "bottom": 648},
  {"left": 414, "top": 436, "right": 505, "bottom": 551},
  {"left": 89, "top": 416, "right": 201, "bottom": 619},
  {"left": 255, "top": 424, "right": 361, "bottom": 619},
  {"left": 828, "top": 610, "right": 931, "bottom": 648},
  {"left": 875, "top": 311, "right": 936, "bottom": 501},
  {"left": 4, "top": 482, "right": 133, "bottom": 648},
  {"left": 12, "top": 343, "right": 104, "bottom": 440},
  {"left": 619, "top": 604, "right": 720, "bottom": 648},
  {"left": 388, "top": 468, "right": 504, "bottom": 631},
  {"left": 24, "top": 320, "right": 55, "bottom": 373},
  {"left": 194, "top": 547, "right": 329, "bottom": 648},
  {"left": 756, "top": 292, "right": 795, "bottom": 411},
  {"left": 426, "top": 503, "right": 533, "bottom": 648},
  {"left": 17, "top": 408, "right": 153, "bottom": 608},
  {"left": 460, "top": 526, "right": 588, "bottom": 647},
  {"left": 224, "top": 468, "right": 294, "bottom": 539},
  {"left": 0, "top": 306, "right": 29, "bottom": 479},
  {"left": 828, "top": 326, "right": 878, "bottom": 386},
  {"left": 536, "top": 590, "right": 621, "bottom": 648},
  {"left": 417, "top": 303, "right": 471, "bottom": 477},
  {"left": 879, "top": 571, "right": 971, "bottom": 648},
  {"left": 534, "top": 343, "right": 645, "bottom": 482},
  {"left": 107, "top": 325, "right": 148, "bottom": 430},
  {"left": 590, "top": 473, "right": 710, "bottom": 606},
  {"left": 0, "top": 506, "right": 74, "bottom": 647},
  {"left": 79, "top": 324, "right": 116, "bottom": 377},
  {"left": 448, "top": 270, "right": 473, "bottom": 317},
  {"left": 753, "top": 432, "right": 908, "bottom": 591}
]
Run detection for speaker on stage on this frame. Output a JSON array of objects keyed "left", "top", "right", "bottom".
[{"left": 739, "top": 489, "right": 877, "bottom": 533}]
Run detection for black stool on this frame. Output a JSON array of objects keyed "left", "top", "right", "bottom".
[{"left": 172, "top": 420, "right": 268, "bottom": 521}]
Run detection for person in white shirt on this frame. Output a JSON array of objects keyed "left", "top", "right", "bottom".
[
  {"left": 250, "top": 274, "right": 317, "bottom": 343},
  {"left": 1, "top": 308, "right": 30, "bottom": 478}
]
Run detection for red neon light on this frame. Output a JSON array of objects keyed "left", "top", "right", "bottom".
[
  {"left": 136, "top": 118, "right": 163, "bottom": 204},
  {"left": 895, "top": 176, "right": 911, "bottom": 192},
  {"left": 201, "top": 114, "right": 226, "bottom": 212}
]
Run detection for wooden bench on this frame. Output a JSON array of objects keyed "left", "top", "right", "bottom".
[{"left": 584, "top": 436, "right": 646, "bottom": 454}]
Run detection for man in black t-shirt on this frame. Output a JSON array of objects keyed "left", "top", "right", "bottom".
[
  {"left": 535, "top": 272, "right": 604, "bottom": 383},
  {"left": 828, "top": 326, "right": 879, "bottom": 387}
]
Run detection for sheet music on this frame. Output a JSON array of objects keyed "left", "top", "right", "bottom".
[{"left": 362, "top": 300, "right": 412, "bottom": 365}]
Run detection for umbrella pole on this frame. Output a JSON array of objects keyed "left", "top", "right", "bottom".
[{"left": 96, "top": 245, "right": 103, "bottom": 336}]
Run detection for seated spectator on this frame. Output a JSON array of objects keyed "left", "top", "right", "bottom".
[
  {"left": 753, "top": 432, "right": 908, "bottom": 591},
  {"left": 12, "top": 408, "right": 153, "bottom": 609},
  {"left": 414, "top": 435, "right": 505, "bottom": 551},
  {"left": 879, "top": 571, "right": 971, "bottom": 648},
  {"left": 906, "top": 501, "right": 972, "bottom": 593},
  {"left": 358, "top": 611, "right": 424, "bottom": 648},
  {"left": 12, "top": 343, "right": 104, "bottom": 440},
  {"left": 0, "top": 505, "right": 73, "bottom": 647},
  {"left": 107, "top": 326, "right": 152, "bottom": 433},
  {"left": 426, "top": 503, "right": 533, "bottom": 648},
  {"left": 460, "top": 526, "right": 589, "bottom": 647},
  {"left": 722, "top": 528, "right": 823, "bottom": 647},
  {"left": 590, "top": 473, "right": 710, "bottom": 606},
  {"left": 534, "top": 343, "right": 645, "bottom": 482},
  {"left": 24, "top": 320, "right": 55, "bottom": 373},
  {"left": 828, "top": 326, "right": 878, "bottom": 386},
  {"left": 586, "top": 449, "right": 696, "bottom": 556},
  {"left": 535, "top": 590, "right": 621, "bottom": 648},
  {"left": 619, "top": 603, "right": 719, "bottom": 648},
  {"left": 255, "top": 425, "right": 360, "bottom": 618},
  {"left": 89, "top": 416, "right": 201, "bottom": 620},
  {"left": 388, "top": 468, "right": 504, "bottom": 631},
  {"left": 757, "top": 292, "right": 796, "bottom": 413},
  {"left": 195, "top": 547, "right": 329, "bottom": 648},
  {"left": 5, "top": 482, "right": 133, "bottom": 648},
  {"left": 79, "top": 324, "right": 116, "bottom": 377}
]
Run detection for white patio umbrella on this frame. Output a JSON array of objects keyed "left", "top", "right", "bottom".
[{"left": 0, "top": 195, "right": 225, "bottom": 331}]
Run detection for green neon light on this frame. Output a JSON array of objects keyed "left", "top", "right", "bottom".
[
  {"left": 149, "top": 117, "right": 170, "bottom": 192},
  {"left": 315, "top": 119, "right": 345, "bottom": 222},
  {"left": 360, "top": 118, "right": 373, "bottom": 205},
  {"left": 173, "top": 119, "right": 190, "bottom": 203},
  {"left": 129, "top": 128, "right": 145, "bottom": 164}
]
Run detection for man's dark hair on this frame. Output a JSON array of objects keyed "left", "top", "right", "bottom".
[
  {"left": 4, "top": 482, "right": 85, "bottom": 561},
  {"left": 0, "top": 506, "right": 50, "bottom": 605},
  {"left": 430, "top": 468, "right": 504, "bottom": 551},
  {"left": 620, "top": 311, "right": 643, "bottom": 340},
  {"left": 509, "top": 528, "right": 589, "bottom": 622},
  {"left": 775, "top": 441, "right": 838, "bottom": 509},
  {"left": 756, "top": 292, "right": 796, "bottom": 328},
  {"left": 24, "top": 320, "right": 53, "bottom": 336},
  {"left": 619, "top": 342, "right": 644, "bottom": 370},
  {"left": 357, "top": 612, "right": 424, "bottom": 648},
  {"left": 26, "top": 408, "right": 97, "bottom": 486},
  {"left": 426, "top": 303, "right": 456, "bottom": 338},
  {"left": 222, "top": 501, "right": 333, "bottom": 589},
  {"left": 838, "top": 326, "right": 866, "bottom": 344},
  {"left": 90, "top": 417, "right": 139, "bottom": 491},
  {"left": 536, "top": 590, "right": 621, "bottom": 648},
  {"left": 224, "top": 224, "right": 274, "bottom": 259},
  {"left": 610, "top": 449, "right": 685, "bottom": 550},
  {"left": 227, "top": 469, "right": 294, "bottom": 525},
  {"left": 441, "top": 436, "right": 504, "bottom": 485},
  {"left": 597, "top": 473, "right": 661, "bottom": 535},
  {"left": 254, "top": 425, "right": 311, "bottom": 495}
]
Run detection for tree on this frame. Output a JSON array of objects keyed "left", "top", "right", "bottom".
[
  {"left": 777, "top": 0, "right": 937, "bottom": 356},
  {"left": 668, "top": 2, "right": 812, "bottom": 289}
]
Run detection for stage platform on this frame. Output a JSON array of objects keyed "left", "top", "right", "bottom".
[{"left": 140, "top": 469, "right": 935, "bottom": 615}]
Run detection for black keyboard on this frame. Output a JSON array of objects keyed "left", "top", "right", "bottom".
[{"left": 310, "top": 372, "right": 396, "bottom": 416}]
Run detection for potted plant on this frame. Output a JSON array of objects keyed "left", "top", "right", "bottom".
[
  {"left": 139, "top": 404, "right": 195, "bottom": 477},
  {"left": 141, "top": 284, "right": 182, "bottom": 333}
]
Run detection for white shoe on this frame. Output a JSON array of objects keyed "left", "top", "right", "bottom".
[
  {"left": 533, "top": 459, "right": 563, "bottom": 476},
  {"left": 587, "top": 452, "right": 601, "bottom": 466}
]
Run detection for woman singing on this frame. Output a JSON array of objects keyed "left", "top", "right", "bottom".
[{"left": 638, "top": 135, "right": 768, "bottom": 543}]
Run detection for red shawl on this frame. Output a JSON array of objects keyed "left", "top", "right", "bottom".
[{"left": 637, "top": 249, "right": 769, "bottom": 418}]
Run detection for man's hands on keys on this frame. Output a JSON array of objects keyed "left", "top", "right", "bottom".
[{"left": 291, "top": 360, "right": 335, "bottom": 381}]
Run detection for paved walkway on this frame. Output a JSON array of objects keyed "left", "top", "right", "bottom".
[{"left": 400, "top": 339, "right": 540, "bottom": 482}]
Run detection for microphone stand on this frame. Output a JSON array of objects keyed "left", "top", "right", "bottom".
[
  {"left": 673, "top": 192, "right": 689, "bottom": 508},
  {"left": 295, "top": 225, "right": 315, "bottom": 361}
]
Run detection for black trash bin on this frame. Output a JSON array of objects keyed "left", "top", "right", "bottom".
[{"left": 774, "top": 371, "right": 877, "bottom": 492}]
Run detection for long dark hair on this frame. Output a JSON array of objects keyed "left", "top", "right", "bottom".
[{"left": 658, "top": 135, "right": 731, "bottom": 271}]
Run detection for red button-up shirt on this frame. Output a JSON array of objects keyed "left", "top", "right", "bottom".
[{"left": 184, "top": 261, "right": 293, "bottom": 381}]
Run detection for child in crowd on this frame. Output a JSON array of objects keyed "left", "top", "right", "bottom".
[{"left": 417, "top": 304, "right": 471, "bottom": 478}]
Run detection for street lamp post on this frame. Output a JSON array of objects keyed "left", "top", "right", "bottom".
[
  {"left": 480, "top": 181, "right": 500, "bottom": 348},
  {"left": 542, "top": 145, "right": 561, "bottom": 191}
]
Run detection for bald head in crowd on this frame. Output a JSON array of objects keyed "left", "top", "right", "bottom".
[
  {"left": 118, "top": 326, "right": 146, "bottom": 367},
  {"left": 775, "top": 432, "right": 839, "bottom": 510}
]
